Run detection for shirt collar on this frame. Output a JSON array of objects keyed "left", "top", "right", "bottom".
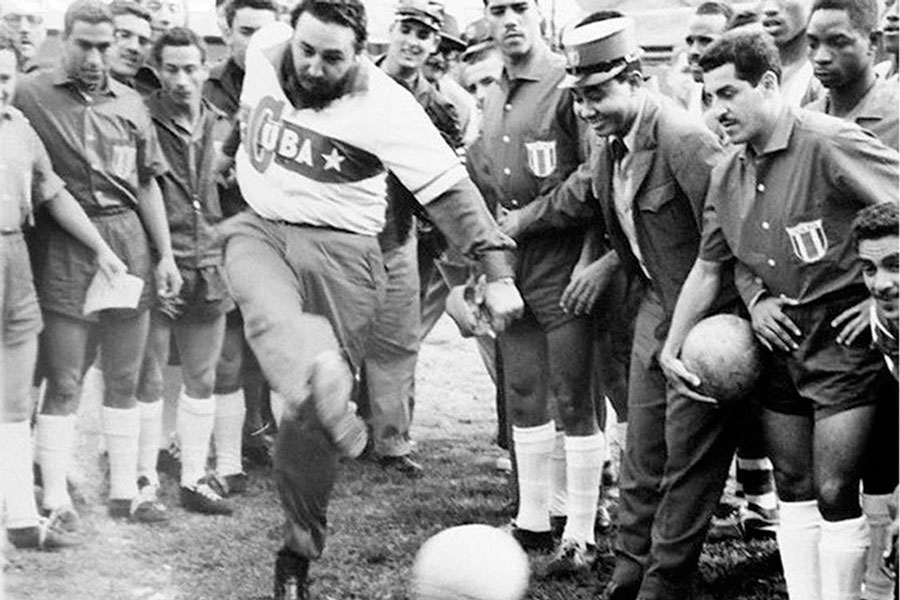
[
  {"left": 503, "top": 42, "right": 554, "bottom": 83},
  {"left": 611, "top": 91, "right": 647, "bottom": 154},
  {"left": 743, "top": 105, "right": 795, "bottom": 160},
  {"left": 51, "top": 64, "right": 119, "bottom": 97}
]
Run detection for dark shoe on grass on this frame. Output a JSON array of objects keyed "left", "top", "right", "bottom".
[
  {"left": 181, "top": 477, "right": 233, "bottom": 515},
  {"left": 274, "top": 547, "right": 309, "bottom": 600},
  {"left": 379, "top": 455, "right": 423, "bottom": 478},
  {"left": 8, "top": 514, "right": 83, "bottom": 550},
  {"left": 541, "top": 539, "right": 597, "bottom": 579},
  {"left": 508, "top": 524, "right": 555, "bottom": 552}
]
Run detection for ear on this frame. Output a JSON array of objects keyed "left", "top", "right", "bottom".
[
  {"left": 759, "top": 69, "right": 779, "bottom": 94},
  {"left": 869, "top": 30, "right": 880, "bottom": 54},
  {"left": 626, "top": 69, "right": 644, "bottom": 89}
]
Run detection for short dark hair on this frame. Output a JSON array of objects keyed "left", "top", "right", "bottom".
[
  {"left": 696, "top": 1, "right": 734, "bottom": 21},
  {"left": 151, "top": 26, "right": 206, "bottom": 65},
  {"left": 699, "top": 28, "right": 782, "bottom": 84},
  {"left": 109, "top": 0, "right": 151, "bottom": 23},
  {"left": 852, "top": 203, "right": 899, "bottom": 247},
  {"left": 290, "top": 0, "right": 366, "bottom": 52},
  {"left": 64, "top": 0, "right": 114, "bottom": 37},
  {"left": 0, "top": 22, "right": 22, "bottom": 69},
  {"left": 226, "top": 0, "right": 277, "bottom": 27},
  {"left": 727, "top": 9, "right": 761, "bottom": 30},
  {"left": 811, "top": 0, "right": 879, "bottom": 35}
]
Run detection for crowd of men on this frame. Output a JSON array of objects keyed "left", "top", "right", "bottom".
[{"left": 0, "top": 0, "right": 897, "bottom": 599}]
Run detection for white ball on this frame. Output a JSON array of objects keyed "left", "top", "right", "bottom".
[{"left": 412, "top": 525, "right": 530, "bottom": 600}]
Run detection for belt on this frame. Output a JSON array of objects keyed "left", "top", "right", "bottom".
[
  {"left": 83, "top": 204, "right": 135, "bottom": 218},
  {"left": 271, "top": 219, "right": 358, "bottom": 236}
]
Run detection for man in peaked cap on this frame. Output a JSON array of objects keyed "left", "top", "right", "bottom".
[{"left": 499, "top": 15, "right": 742, "bottom": 598}]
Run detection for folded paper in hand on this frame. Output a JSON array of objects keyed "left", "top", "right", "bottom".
[{"left": 83, "top": 272, "right": 144, "bottom": 315}]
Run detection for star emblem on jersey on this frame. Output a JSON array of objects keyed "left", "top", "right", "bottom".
[{"left": 322, "top": 148, "right": 345, "bottom": 172}]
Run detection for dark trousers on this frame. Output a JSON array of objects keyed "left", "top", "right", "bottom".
[
  {"left": 616, "top": 291, "right": 742, "bottom": 600},
  {"left": 222, "top": 212, "right": 385, "bottom": 559}
]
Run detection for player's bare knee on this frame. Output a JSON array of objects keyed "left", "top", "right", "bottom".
[
  {"left": 817, "top": 477, "right": 863, "bottom": 520},
  {"left": 773, "top": 469, "right": 815, "bottom": 501}
]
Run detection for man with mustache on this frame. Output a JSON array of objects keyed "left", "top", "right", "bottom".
[
  {"left": 853, "top": 203, "right": 899, "bottom": 379},
  {"left": 806, "top": 2, "right": 899, "bottom": 597},
  {"left": 660, "top": 28, "right": 898, "bottom": 600},
  {"left": 108, "top": 1, "right": 158, "bottom": 95},
  {"left": 13, "top": 0, "right": 181, "bottom": 528},
  {"left": 216, "top": 1, "right": 523, "bottom": 596},
  {"left": 0, "top": 0, "right": 46, "bottom": 72}
]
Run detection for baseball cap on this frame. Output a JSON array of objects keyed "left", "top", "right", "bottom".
[{"left": 394, "top": 0, "right": 443, "bottom": 32}]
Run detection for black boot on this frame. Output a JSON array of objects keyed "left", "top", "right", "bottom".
[{"left": 274, "top": 547, "right": 310, "bottom": 600}]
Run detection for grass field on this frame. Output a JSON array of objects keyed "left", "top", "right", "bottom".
[{"left": 3, "top": 317, "right": 787, "bottom": 600}]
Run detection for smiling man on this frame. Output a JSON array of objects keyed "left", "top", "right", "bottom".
[
  {"left": 660, "top": 28, "right": 898, "bottom": 600},
  {"left": 364, "top": 0, "right": 462, "bottom": 477},
  {"left": 854, "top": 203, "right": 899, "bottom": 380},
  {"left": 218, "top": 1, "right": 523, "bottom": 596},
  {"left": 108, "top": 1, "right": 158, "bottom": 93},
  {"left": 875, "top": 0, "right": 898, "bottom": 79}
]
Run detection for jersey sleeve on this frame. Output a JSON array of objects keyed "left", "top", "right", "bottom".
[
  {"left": 133, "top": 101, "right": 170, "bottom": 183},
  {"left": 698, "top": 198, "right": 733, "bottom": 263},
  {"left": 29, "top": 125, "right": 65, "bottom": 208},
  {"left": 376, "top": 89, "right": 468, "bottom": 206}
]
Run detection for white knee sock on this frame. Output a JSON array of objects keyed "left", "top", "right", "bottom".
[
  {"left": 137, "top": 400, "right": 163, "bottom": 487},
  {"left": 177, "top": 392, "right": 215, "bottom": 487},
  {"left": 35, "top": 414, "right": 76, "bottom": 511},
  {"left": 548, "top": 430, "right": 567, "bottom": 518},
  {"left": 820, "top": 515, "right": 870, "bottom": 600},
  {"left": 777, "top": 500, "right": 823, "bottom": 600},
  {"left": 102, "top": 406, "right": 140, "bottom": 501},
  {"left": 512, "top": 421, "right": 556, "bottom": 532},
  {"left": 861, "top": 494, "right": 895, "bottom": 600},
  {"left": 214, "top": 390, "right": 246, "bottom": 477},
  {"left": 562, "top": 432, "right": 605, "bottom": 546},
  {"left": 0, "top": 422, "right": 39, "bottom": 529}
]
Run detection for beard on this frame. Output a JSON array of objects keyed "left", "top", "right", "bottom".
[{"left": 282, "top": 49, "right": 358, "bottom": 111}]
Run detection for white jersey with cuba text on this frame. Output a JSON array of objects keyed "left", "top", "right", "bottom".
[{"left": 236, "top": 26, "right": 467, "bottom": 236}]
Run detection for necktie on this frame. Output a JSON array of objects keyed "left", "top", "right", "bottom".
[{"left": 610, "top": 137, "right": 627, "bottom": 164}]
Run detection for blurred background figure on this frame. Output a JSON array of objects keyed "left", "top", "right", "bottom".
[
  {"left": 141, "top": 0, "right": 187, "bottom": 38},
  {"left": 757, "top": 0, "right": 823, "bottom": 105},
  {"left": 0, "top": 0, "right": 47, "bottom": 72},
  {"left": 876, "top": 0, "right": 898, "bottom": 79}
]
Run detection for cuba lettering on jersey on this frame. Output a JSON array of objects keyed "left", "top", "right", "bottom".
[{"left": 235, "top": 25, "right": 467, "bottom": 236}]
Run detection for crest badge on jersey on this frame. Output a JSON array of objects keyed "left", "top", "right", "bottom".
[
  {"left": 525, "top": 140, "right": 557, "bottom": 178},
  {"left": 786, "top": 219, "right": 828, "bottom": 263}
]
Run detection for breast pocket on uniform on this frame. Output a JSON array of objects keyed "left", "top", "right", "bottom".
[
  {"left": 524, "top": 139, "right": 557, "bottom": 178},
  {"left": 109, "top": 144, "right": 137, "bottom": 180}
]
